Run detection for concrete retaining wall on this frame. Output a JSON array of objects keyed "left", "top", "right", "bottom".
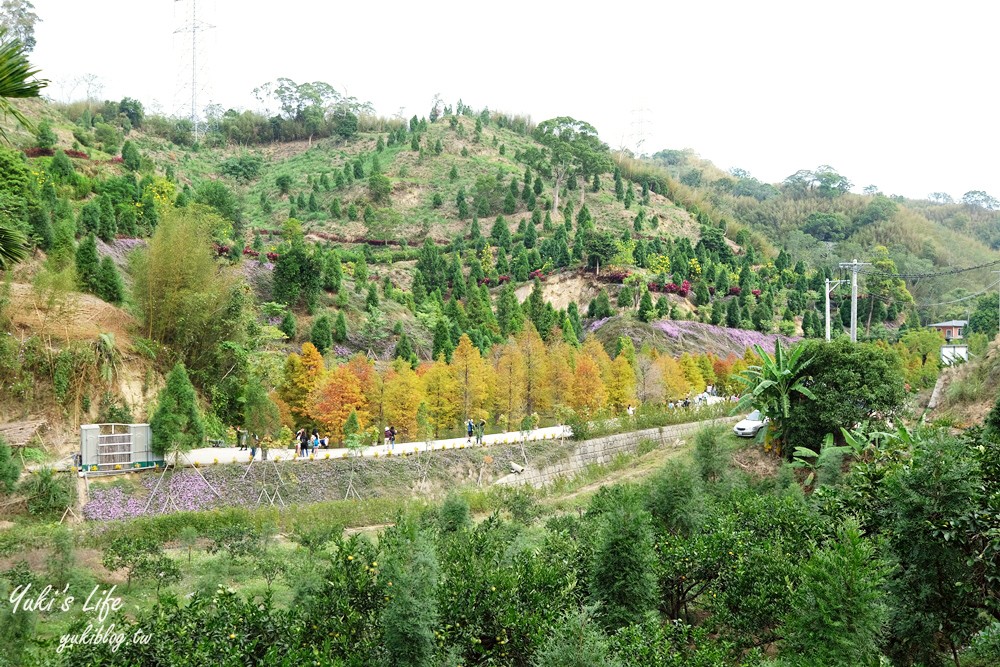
[{"left": 494, "top": 417, "right": 737, "bottom": 488}]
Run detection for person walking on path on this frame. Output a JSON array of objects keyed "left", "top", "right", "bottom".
[
  {"left": 476, "top": 419, "right": 486, "bottom": 446},
  {"left": 389, "top": 426, "right": 397, "bottom": 449},
  {"left": 466, "top": 418, "right": 475, "bottom": 444}
]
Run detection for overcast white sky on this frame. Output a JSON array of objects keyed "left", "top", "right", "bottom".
[{"left": 28, "top": 0, "right": 999, "bottom": 200}]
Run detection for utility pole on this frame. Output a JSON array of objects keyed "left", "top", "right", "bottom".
[
  {"left": 825, "top": 278, "right": 847, "bottom": 341},
  {"left": 838, "top": 259, "right": 871, "bottom": 343}
]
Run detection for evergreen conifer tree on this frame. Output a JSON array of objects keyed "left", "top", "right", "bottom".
[
  {"left": 638, "top": 290, "right": 655, "bottom": 322},
  {"left": 333, "top": 311, "right": 347, "bottom": 343},
  {"left": 95, "top": 256, "right": 125, "bottom": 304},
  {"left": 393, "top": 332, "right": 415, "bottom": 365},
  {"left": 280, "top": 310, "right": 297, "bottom": 340},
  {"left": 657, "top": 296, "right": 670, "bottom": 318},
  {"left": 496, "top": 283, "right": 524, "bottom": 336},
  {"left": 503, "top": 190, "right": 516, "bottom": 215},
  {"left": 524, "top": 221, "right": 537, "bottom": 249},
  {"left": 310, "top": 314, "right": 333, "bottom": 353},
  {"left": 150, "top": 363, "right": 205, "bottom": 458},
  {"left": 432, "top": 319, "right": 454, "bottom": 362},
  {"left": 354, "top": 256, "right": 368, "bottom": 292},
  {"left": 588, "top": 289, "right": 613, "bottom": 319},
  {"left": 121, "top": 140, "right": 140, "bottom": 171},
  {"left": 75, "top": 233, "right": 100, "bottom": 293},
  {"left": 590, "top": 506, "right": 658, "bottom": 631},
  {"left": 366, "top": 284, "right": 380, "bottom": 310},
  {"left": 0, "top": 437, "right": 18, "bottom": 494},
  {"left": 726, "top": 298, "right": 741, "bottom": 328}
]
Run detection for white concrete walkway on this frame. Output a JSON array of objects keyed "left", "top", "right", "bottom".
[{"left": 179, "top": 425, "right": 571, "bottom": 467}]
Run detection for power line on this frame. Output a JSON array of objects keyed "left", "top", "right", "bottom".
[
  {"left": 913, "top": 279, "right": 1000, "bottom": 308},
  {"left": 858, "top": 257, "right": 1000, "bottom": 280}
]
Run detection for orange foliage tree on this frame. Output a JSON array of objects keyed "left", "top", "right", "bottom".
[
  {"left": 277, "top": 345, "right": 326, "bottom": 427},
  {"left": 310, "top": 365, "right": 366, "bottom": 444}
]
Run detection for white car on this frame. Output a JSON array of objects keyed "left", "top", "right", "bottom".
[{"left": 733, "top": 410, "right": 768, "bottom": 438}]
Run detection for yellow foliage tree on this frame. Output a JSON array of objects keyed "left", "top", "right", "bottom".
[
  {"left": 517, "top": 323, "right": 552, "bottom": 416},
  {"left": 606, "top": 354, "right": 637, "bottom": 413},
  {"left": 423, "top": 355, "right": 461, "bottom": 437},
  {"left": 656, "top": 355, "right": 690, "bottom": 402},
  {"left": 277, "top": 353, "right": 312, "bottom": 425},
  {"left": 300, "top": 342, "right": 326, "bottom": 388},
  {"left": 581, "top": 336, "right": 612, "bottom": 381},
  {"left": 545, "top": 340, "right": 576, "bottom": 410},
  {"left": 678, "top": 353, "right": 706, "bottom": 394},
  {"left": 450, "top": 334, "right": 490, "bottom": 420},
  {"left": 364, "top": 368, "right": 389, "bottom": 432},
  {"left": 634, "top": 350, "right": 663, "bottom": 405},
  {"left": 570, "top": 353, "right": 606, "bottom": 416},
  {"left": 492, "top": 342, "right": 525, "bottom": 427},
  {"left": 695, "top": 353, "right": 716, "bottom": 390},
  {"left": 384, "top": 359, "right": 423, "bottom": 438}
]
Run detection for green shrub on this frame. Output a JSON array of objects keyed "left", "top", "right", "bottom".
[
  {"left": 0, "top": 437, "right": 19, "bottom": 494},
  {"left": 438, "top": 493, "right": 471, "bottom": 532},
  {"left": 589, "top": 506, "right": 658, "bottom": 631},
  {"left": 691, "top": 426, "right": 731, "bottom": 484},
  {"left": 18, "top": 467, "right": 74, "bottom": 517},
  {"left": 532, "top": 606, "right": 621, "bottom": 667}
]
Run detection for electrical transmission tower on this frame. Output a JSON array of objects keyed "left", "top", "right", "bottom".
[
  {"left": 173, "top": 0, "right": 215, "bottom": 142},
  {"left": 629, "top": 105, "right": 652, "bottom": 157}
]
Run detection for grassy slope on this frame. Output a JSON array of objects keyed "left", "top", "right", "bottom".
[{"left": 1, "top": 424, "right": 753, "bottom": 649}]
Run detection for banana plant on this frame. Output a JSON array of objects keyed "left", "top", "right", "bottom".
[
  {"left": 791, "top": 434, "right": 852, "bottom": 489},
  {"left": 736, "top": 340, "right": 816, "bottom": 456}
]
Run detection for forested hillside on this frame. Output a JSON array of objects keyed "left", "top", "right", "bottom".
[
  {"left": 5, "top": 80, "right": 994, "bottom": 448},
  {"left": 4, "top": 19, "right": 1000, "bottom": 667}
]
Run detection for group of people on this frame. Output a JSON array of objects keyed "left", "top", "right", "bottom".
[
  {"left": 231, "top": 419, "right": 496, "bottom": 459},
  {"left": 235, "top": 426, "right": 266, "bottom": 460},
  {"left": 465, "top": 418, "right": 487, "bottom": 446},
  {"left": 294, "top": 428, "right": 328, "bottom": 456}
]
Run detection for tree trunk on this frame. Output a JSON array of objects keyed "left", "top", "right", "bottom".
[
  {"left": 579, "top": 179, "right": 586, "bottom": 207},
  {"left": 552, "top": 172, "right": 564, "bottom": 219}
]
